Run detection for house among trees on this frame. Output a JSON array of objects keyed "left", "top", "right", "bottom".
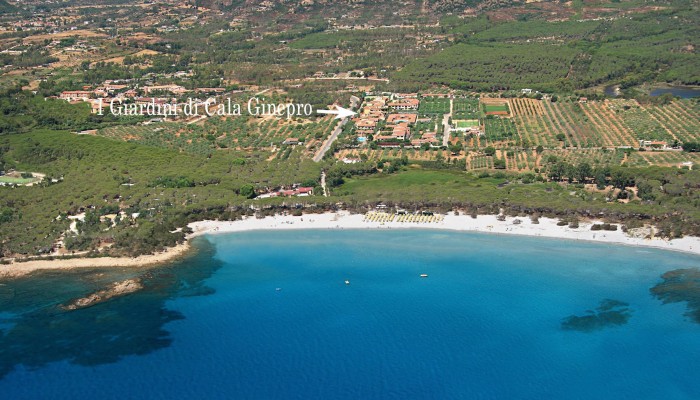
[
  {"left": 121, "top": 89, "right": 138, "bottom": 98},
  {"left": 411, "top": 132, "right": 439, "bottom": 146},
  {"left": 355, "top": 119, "right": 377, "bottom": 131},
  {"left": 60, "top": 91, "right": 92, "bottom": 101},
  {"left": 195, "top": 88, "right": 226, "bottom": 94},
  {"left": 640, "top": 140, "right": 668, "bottom": 150},
  {"left": 104, "top": 84, "right": 127, "bottom": 93},
  {"left": 386, "top": 113, "right": 418, "bottom": 124},
  {"left": 421, "top": 93, "right": 451, "bottom": 98},
  {"left": 143, "top": 85, "right": 189, "bottom": 95},
  {"left": 391, "top": 123, "right": 411, "bottom": 140},
  {"left": 257, "top": 186, "right": 314, "bottom": 198},
  {"left": 388, "top": 98, "right": 419, "bottom": 110},
  {"left": 393, "top": 93, "right": 418, "bottom": 99}
]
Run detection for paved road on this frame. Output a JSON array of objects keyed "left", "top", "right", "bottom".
[
  {"left": 442, "top": 98, "right": 453, "bottom": 147},
  {"left": 313, "top": 119, "right": 348, "bottom": 162},
  {"left": 313, "top": 97, "right": 360, "bottom": 162}
]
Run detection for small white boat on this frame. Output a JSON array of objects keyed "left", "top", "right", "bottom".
[
  {"left": 420, "top": 274, "right": 428, "bottom": 278},
  {"left": 275, "top": 288, "right": 282, "bottom": 291},
  {"left": 345, "top": 280, "right": 350, "bottom": 285}
]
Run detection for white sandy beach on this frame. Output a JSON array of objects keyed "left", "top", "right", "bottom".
[
  {"left": 2, "top": 212, "right": 698, "bottom": 278},
  {"left": 189, "top": 211, "right": 700, "bottom": 255}
]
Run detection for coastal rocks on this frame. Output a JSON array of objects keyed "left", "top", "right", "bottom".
[
  {"left": 624, "top": 225, "right": 657, "bottom": 239},
  {"left": 561, "top": 299, "right": 632, "bottom": 332},
  {"left": 650, "top": 268, "right": 700, "bottom": 323},
  {"left": 61, "top": 278, "right": 143, "bottom": 311}
]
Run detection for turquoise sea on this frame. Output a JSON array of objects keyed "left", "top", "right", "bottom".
[{"left": 0, "top": 230, "right": 699, "bottom": 399}]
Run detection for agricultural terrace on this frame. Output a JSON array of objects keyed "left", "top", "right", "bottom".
[
  {"left": 470, "top": 145, "right": 642, "bottom": 172},
  {"left": 452, "top": 98, "right": 480, "bottom": 119},
  {"left": 413, "top": 116, "right": 442, "bottom": 138},
  {"left": 530, "top": 99, "right": 667, "bottom": 149},
  {"left": 534, "top": 100, "right": 638, "bottom": 148},
  {"left": 626, "top": 151, "right": 700, "bottom": 168},
  {"left": 99, "top": 96, "right": 699, "bottom": 171},
  {"left": 336, "top": 148, "right": 462, "bottom": 164},
  {"left": 469, "top": 148, "right": 629, "bottom": 173},
  {"left": 336, "top": 96, "right": 698, "bottom": 172},
  {"left": 483, "top": 117, "right": 517, "bottom": 143},
  {"left": 484, "top": 104, "right": 509, "bottom": 114},
  {"left": 481, "top": 98, "right": 510, "bottom": 116},
  {"left": 418, "top": 98, "right": 450, "bottom": 115},
  {"left": 500, "top": 150, "right": 538, "bottom": 171},
  {"left": 98, "top": 116, "right": 337, "bottom": 159},
  {"left": 641, "top": 100, "right": 700, "bottom": 144},
  {"left": 578, "top": 100, "right": 638, "bottom": 147},
  {"left": 605, "top": 99, "right": 674, "bottom": 144},
  {"left": 509, "top": 97, "right": 560, "bottom": 148},
  {"left": 541, "top": 149, "right": 626, "bottom": 168},
  {"left": 467, "top": 154, "right": 495, "bottom": 170}
]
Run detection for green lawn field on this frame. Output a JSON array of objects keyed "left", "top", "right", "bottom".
[
  {"left": 484, "top": 104, "right": 508, "bottom": 113},
  {"left": 455, "top": 120, "right": 479, "bottom": 128},
  {"left": 0, "top": 176, "right": 36, "bottom": 184}
]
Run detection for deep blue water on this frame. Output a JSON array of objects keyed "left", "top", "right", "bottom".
[{"left": 1, "top": 230, "right": 699, "bottom": 399}]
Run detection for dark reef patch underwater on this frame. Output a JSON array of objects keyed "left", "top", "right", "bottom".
[
  {"left": 561, "top": 299, "right": 632, "bottom": 332},
  {"left": 0, "top": 238, "right": 221, "bottom": 380},
  {"left": 650, "top": 268, "right": 700, "bottom": 324}
]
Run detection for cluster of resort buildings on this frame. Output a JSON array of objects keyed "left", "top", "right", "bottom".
[
  {"left": 58, "top": 80, "right": 227, "bottom": 115},
  {"left": 256, "top": 186, "right": 315, "bottom": 199},
  {"left": 352, "top": 92, "right": 484, "bottom": 149},
  {"left": 0, "top": 14, "right": 77, "bottom": 33},
  {"left": 352, "top": 93, "right": 438, "bottom": 148}
]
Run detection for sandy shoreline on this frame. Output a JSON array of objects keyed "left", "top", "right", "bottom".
[
  {"left": 2, "top": 212, "right": 698, "bottom": 278},
  {"left": 0, "top": 242, "right": 191, "bottom": 279},
  {"left": 189, "top": 211, "right": 700, "bottom": 255}
]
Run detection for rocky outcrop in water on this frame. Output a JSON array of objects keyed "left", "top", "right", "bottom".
[{"left": 61, "top": 279, "right": 143, "bottom": 311}]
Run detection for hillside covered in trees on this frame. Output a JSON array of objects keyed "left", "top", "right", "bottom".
[{"left": 395, "top": 5, "right": 699, "bottom": 91}]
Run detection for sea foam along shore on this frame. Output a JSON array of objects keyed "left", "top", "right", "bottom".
[
  {"left": 188, "top": 211, "right": 700, "bottom": 255},
  {"left": 2, "top": 212, "right": 699, "bottom": 278}
]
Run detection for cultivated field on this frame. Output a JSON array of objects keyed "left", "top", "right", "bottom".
[
  {"left": 626, "top": 151, "right": 700, "bottom": 168},
  {"left": 97, "top": 97, "right": 699, "bottom": 173},
  {"left": 99, "top": 116, "right": 337, "bottom": 159},
  {"left": 419, "top": 98, "right": 450, "bottom": 115},
  {"left": 483, "top": 117, "right": 517, "bottom": 143},
  {"left": 452, "top": 98, "right": 480, "bottom": 119}
]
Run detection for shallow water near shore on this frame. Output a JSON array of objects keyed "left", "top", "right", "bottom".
[{"left": 1, "top": 230, "right": 699, "bottom": 399}]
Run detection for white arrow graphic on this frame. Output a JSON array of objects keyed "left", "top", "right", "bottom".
[{"left": 317, "top": 105, "right": 356, "bottom": 120}]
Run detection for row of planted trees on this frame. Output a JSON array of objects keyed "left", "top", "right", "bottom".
[{"left": 545, "top": 161, "right": 634, "bottom": 189}]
